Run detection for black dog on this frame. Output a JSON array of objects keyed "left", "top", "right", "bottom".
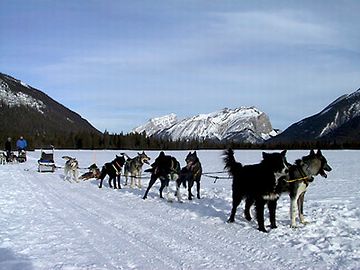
[
  {"left": 98, "top": 155, "right": 126, "bottom": 189},
  {"left": 224, "top": 149, "right": 288, "bottom": 232},
  {"left": 143, "top": 151, "right": 181, "bottom": 202},
  {"left": 179, "top": 151, "right": 202, "bottom": 200}
]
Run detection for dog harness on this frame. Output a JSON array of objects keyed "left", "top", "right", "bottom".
[
  {"left": 112, "top": 161, "right": 122, "bottom": 175},
  {"left": 286, "top": 162, "right": 313, "bottom": 185}
]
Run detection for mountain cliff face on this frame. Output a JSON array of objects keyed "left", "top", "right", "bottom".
[
  {"left": 133, "top": 113, "right": 178, "bottom": 136},
  {"left": 0, "top": 72, "right": 100, "bottom": 139},
  {"left": 133, "top": 107, "right": 279, "bottom": 144},
  {"left": 268, "top": 88, "right": 360, "bottom": 144}
]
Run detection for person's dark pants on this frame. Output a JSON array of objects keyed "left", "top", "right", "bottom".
[{"left": 6, "top": 150, "right": 11, "bottom": 162}]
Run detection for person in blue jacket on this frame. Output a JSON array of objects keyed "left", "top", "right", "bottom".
[{"left": 16, "top": 136, "right": 27, "bottom": 153}]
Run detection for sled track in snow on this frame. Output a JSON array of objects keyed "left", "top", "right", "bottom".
[{"left": 24, "top": 168, "right": 315, "bottom": 269}]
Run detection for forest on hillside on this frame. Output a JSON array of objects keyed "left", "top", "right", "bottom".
[{"left": 2, "top": 130, "right": 360, "bottom": 151}]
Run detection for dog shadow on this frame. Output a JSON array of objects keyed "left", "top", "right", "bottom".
[
  {"left": 0, "top": 248, "right": 33, "bottom": 270},
  {"left": 87, "top": 176, "right": 231, "bottom": 222},
  {"left": 173, "top": 195, "right": 230, "bottom": 223},
  {"left": 138, "top": 184, "right": 231, "bottom": 223}
]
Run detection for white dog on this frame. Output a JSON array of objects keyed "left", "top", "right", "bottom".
[
  {"left": 0, "top": 151, "right": 6, "bottom": 165},
  {"left": 62, "top": 156, "right": 79, "bottom": 182}
]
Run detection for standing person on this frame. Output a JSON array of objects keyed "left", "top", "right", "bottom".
[
  {"left": 16, "top": 136, "right": 28, "bottom": 162},
  {"left": 4, "top": 137, "right": 12, "bottom": 162},
  {"left": 16, "top": 136, "right": 27, "bottom": 153}
]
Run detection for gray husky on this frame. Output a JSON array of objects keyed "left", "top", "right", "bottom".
[
  {"left": 285, "top": 149, "right": 332, "bottom": 228},
  {"left": 62, "top": 156, "right": 79, "bottom": 183},
  {"left": 123, "top": 151, "right": 151, "bottom": 188}
]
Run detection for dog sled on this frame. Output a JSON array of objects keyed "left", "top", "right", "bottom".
[{"left": 38, "top": 148, "right": 56, "bottom": 172}]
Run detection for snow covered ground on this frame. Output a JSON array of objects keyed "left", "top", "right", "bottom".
[{"left": 0, "top": 149, "right": 359, "bottom": 270}]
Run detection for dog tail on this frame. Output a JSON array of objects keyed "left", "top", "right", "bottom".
[
  {"left": 62, "top": 155, "right": 73, "bottom": 160},
  {"left": 223, "top": 148, "right": 242, "bottom": 176}
]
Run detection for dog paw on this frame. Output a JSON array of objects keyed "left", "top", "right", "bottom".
[
  {"left": 300, "top": 220, "right": 309, "bottom": 225},
  {"left": 258, "top": 227, "right": 268, "bottom": 233},
  {"left": 245, "top": 215, "right": 252, "bottom": 221},
  {"left": 227, "top": 218, "right": 235, "bottom": 223}
]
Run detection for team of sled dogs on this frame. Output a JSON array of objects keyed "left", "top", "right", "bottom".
[{"left": 62, "top": 149, "right": 332, "bottom": 231}]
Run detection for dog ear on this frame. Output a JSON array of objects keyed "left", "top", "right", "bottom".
[
  {"left": 316, "top": 149, "right": 322, "bottom": 155},
  {"left": 281, "top": 150, "right": 287, "bottom": 157},
  {"left": 262, "top": 152, "right": 268, "bottom": 159},
  {"left": 194, "top": 151, "right": 197, "bottom": 156},
  {"left": 310, "top": 150, "right": 315, "bottom": 156}
]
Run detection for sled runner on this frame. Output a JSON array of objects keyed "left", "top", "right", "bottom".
[{"left": 38, "top": 148, "right": 55, "bottom": 172}]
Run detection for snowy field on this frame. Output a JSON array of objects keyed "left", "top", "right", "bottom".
[{"left": 0, "top": 149, "right": 359, "bottom": 270}]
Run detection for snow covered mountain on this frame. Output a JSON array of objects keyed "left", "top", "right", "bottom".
[
  {"left": 268, "top": 88, "right": 360, "bottom": 144},
  {"left": 133, "top": 107, "right": 279, "bottom": 143},
  {"left": 132, "top": 113, "right": 178, "bottom": 136},
  {"left": 0, "top": 72, "right": 100, "bottom": 140}
]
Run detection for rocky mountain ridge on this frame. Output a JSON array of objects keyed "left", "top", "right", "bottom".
[{"left": 133, "top": 107, "right": 279, "bottom": 144}]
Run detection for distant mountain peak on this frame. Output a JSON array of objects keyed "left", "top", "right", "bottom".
[
  {"left": 268, "top": 87, "right": 360, "bottom": 144},
  {"left": 132, "top": 113, "right": 178, "bottom": 136},
  {"left": 133, "top": 106, "right": 278, "bottom": 143}
]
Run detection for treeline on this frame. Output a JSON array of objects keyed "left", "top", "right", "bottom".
[{"left": 2, "top": 130, "right": 360, "bottom": 150}]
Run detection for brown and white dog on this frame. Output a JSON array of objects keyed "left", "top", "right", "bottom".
[{"left": 79, "top": 163, "right": 101, "bottom": 180}]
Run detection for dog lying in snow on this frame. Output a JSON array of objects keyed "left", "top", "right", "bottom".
[{"left": 79, "top": 163, "right": 101, "bottom": 180}]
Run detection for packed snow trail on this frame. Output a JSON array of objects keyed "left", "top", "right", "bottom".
[{"left": 0, "top": 150, "right": 359, "bottom": 269}]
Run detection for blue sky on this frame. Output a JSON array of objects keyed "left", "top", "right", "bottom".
[{"left": 1, "top": 0, "right": 359, "bottom": 133}]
